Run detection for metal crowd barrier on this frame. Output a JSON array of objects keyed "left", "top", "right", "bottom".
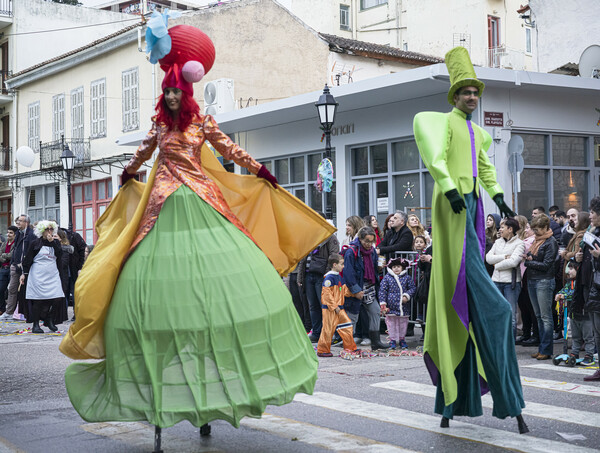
[{"left": 378, "top": 251, "right": 426, "bottom": 328}]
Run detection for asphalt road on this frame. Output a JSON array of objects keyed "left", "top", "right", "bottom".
[{"left": 0, "top": 315, "right": 599, "bottom": 453}]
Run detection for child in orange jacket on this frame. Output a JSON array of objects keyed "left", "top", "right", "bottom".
[{"left": 317, "top": 254, "right": 358, "bottom": 357}]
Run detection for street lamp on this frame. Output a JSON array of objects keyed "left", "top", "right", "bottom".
[
  {"left": 315, "top": 84, "right": 338, "bottom": 219},
  {"left": 61, "top": 139, "right": 75, "bottom": 232}
]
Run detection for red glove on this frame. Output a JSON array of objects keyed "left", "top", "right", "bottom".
[
  {"left": 121, "top": 169, "right": 138, "bottom": 186},
  {"left": 257, "top": 165, "right": 278, "bottom": 188}
]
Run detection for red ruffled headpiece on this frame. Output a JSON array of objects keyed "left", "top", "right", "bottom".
[{"left": 159, "top": 25, "right": 216, "bottom": 96}]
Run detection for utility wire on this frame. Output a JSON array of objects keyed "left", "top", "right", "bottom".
[{"left": 3, "top": 17, "right": 142, "bottom": 37}]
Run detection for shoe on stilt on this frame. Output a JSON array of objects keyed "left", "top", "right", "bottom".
[
  {"left": 517, "top": 414, "right": 529, "bottom": 434},
  {"left": 200, "top": 423, "right": 211, "bottom": 437},
  {"left": 440, "top": 416, "right": 449, "bottom": 428}
]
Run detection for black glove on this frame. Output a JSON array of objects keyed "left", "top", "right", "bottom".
[
  {"left": 493, "top": 193, "right": 516, "bottom": 218},
  {"left": 445, "top": 189, "right": 466, "bottom": 214},
  {"left": 257, "top": 164, "right": 278, "bottom": 188},
  {"left": 121, "top": 169, "right": 138, "bottom": 186}
]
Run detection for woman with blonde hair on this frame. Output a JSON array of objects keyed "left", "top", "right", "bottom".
[
  {"left": 342, "top": 215, "right": 365, "bottom": 247},
  {"left": 19, "top": 221, "right": 64, "bottom": 333},
  {"left": 407, "top": 214, "right": 431, "bottom": 245}
]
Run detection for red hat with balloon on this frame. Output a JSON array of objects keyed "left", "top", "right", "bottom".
[{"left": 145, "top": 10, "right": 215, "bottom": 96}]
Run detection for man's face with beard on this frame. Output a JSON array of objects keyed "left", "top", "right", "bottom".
[{"left": 567, "top": 208, "right": 578, "bottom": 228}]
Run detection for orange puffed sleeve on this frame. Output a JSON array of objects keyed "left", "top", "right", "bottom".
[{"left": 125, "top": 121, "right": 158, "bottom": 174}]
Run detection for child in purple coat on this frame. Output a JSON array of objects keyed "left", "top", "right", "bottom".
[{"left": 379, "top": 257, "right": 416, "bottom": 349}]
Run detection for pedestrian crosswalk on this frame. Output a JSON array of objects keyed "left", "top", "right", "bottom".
[{"left": 76, "top": 359, "right": 600, "bottom": 452}]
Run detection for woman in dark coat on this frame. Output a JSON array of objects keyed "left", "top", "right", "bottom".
[{"left": 55, "top": 229, "right": 73, "bottom": 325}]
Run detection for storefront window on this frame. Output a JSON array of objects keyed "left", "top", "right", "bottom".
[
  {"left": 553, "top": 170, "right": 588, "bottom": 212},
  {"left": 521, "top": 134, "right": 547, "bottom": 165},
  {"left": 352, "top": 146, "right": 369, "bottom": 176},
  {"left": 275, "top": 159, "right": 289, "bottom": 185},
  {"left": 518, "top": 168, "right": 548, "bottom": 215},
  {"left": 392, "top": 140, "right": 419, "bottom": 171},
  {"left": 371, "top": 144, "right": 388, "bottom": 174},
  {"left": 393, "top": 173, "right": 421, "bottom": 219},
  {"left": 552, "top": 136, "right": 586, "bottom": 167},
  {"left": 290, "top": 156, "right": 304, "bottom": 183}
]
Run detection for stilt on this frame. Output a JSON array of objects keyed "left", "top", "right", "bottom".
[
  {"left": 440, "top": 416, "right": 449, "bottom": 428},
  {"left": 200, "top": 423, "right": 211, "bottom": 437},
  {"left": 152, "top": 426, "right": 163, "bottom": 453},
  {"left": 516, "top": 414, "right": 529, "bottom": 434}
]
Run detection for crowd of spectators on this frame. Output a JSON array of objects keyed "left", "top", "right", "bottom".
[
  {"left": 0, "top": 214, "right": 88, "bottom": 333},
  {"left": 286, "top": 200, "right": 600, "bottom": 382}
]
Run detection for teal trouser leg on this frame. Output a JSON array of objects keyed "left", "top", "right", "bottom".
[{"left": 436, "top": 192, "right": 525, "bottom": 419}]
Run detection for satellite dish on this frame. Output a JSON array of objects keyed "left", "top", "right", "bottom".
[
  {"left": 15, "top": 146, "right": 35, "bottom": 167},
  {"left": 578, "top": 45, "right": 600, "bottom": 78}
]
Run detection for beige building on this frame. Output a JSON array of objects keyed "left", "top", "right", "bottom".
[
  {"left": 3, "top": 0, "right": 439, "bottom": 243},
  {"left": 0, "top": 0, "right": 131, "bottom": 229}
]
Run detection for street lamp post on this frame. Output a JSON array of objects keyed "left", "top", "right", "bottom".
[
  {"left": 315, "top": 84, "right": 338, "bottom": 219},
  {"left": 61, "top": 137, "right": 76, "bottom": 232}
]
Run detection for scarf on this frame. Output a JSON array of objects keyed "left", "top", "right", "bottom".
[
  {"left": 529, "top": 229, "right": 553, "bottom": 257},
  {"left": 361, "top": 245, "right": 376, "bottom": 284}
]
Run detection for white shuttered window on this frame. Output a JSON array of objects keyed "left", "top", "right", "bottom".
[
  {"left": 90, "top": 78, "right": 107, "bottom": 138},
  {"left": 71, "top": 86, "right": 84, "bottom": 139},
  {"left": 28, "top": 102, "right": 40, "bottom": 151},
  {"left": 122, "top": 67, "right": 139, "bottom": 132},
  {"left": 52, "top": 94, "right": 65, "bottom": 141}
]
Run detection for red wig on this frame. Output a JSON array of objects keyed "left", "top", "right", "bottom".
[{"left": 155, "top": 91, "right": 200, "bottom": 132}]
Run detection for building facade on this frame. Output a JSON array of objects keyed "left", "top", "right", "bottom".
[
  {"left": 213, "top": 65, "right": 600, "bottom": 234},
  {"left": 4, "top": 0, "right": 439, "bottom": 242}
]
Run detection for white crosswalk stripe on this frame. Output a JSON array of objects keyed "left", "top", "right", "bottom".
[
  {"left": 521, "top": 375, "right": 600, "bottom": 396},
  {"left": 372, "top": 379, "right": 600, "bottom": 428},
  {"left": 522, "top": 363, "right": 598, "bottom": 375},
  {"left": 242, "top": 414, "right": 418, "bottom": 452},
  {"left": 294, "top": 392, "right": 598, "bottom": 453}
]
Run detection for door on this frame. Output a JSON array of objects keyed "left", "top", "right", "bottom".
[
  {"left": 1, "top": 115, "right": 8, "bottom": 170},
  {"left": 354, "top": 178, "right": 389, "bottom": 225}
]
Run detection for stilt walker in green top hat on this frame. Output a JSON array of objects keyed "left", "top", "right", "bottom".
[{"left": 413, "top": 47, "right": 529, "bottom": 434}]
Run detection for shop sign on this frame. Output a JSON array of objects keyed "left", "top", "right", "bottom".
[{"left": 484, "top": 112, "right": 503, "bottom": 126}]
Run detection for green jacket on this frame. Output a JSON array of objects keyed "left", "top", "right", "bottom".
[{"left": 413, "top": 107, "right": 503, "bottom": 407}]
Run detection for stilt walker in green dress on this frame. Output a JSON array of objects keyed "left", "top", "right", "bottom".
[
  {"left": 60, "top": 13, "right": 334, "bottom": 450},
  {"left": 413, "top": 47, "right": 529, "bottom": 433}
]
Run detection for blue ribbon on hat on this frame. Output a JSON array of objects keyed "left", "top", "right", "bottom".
[{"left": 145, "top": 9, "right": 182, "bottom": 64}]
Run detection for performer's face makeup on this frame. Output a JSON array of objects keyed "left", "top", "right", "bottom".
[
  {"left": 454, "top": 86, "right": 479, "bottom": 114},
  {"left": 164, "top": 88, "right": 183, "bottom": 114}
]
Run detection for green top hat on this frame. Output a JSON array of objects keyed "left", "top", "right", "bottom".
[{"left": 445, "top": 46, "right": 485, "bottom": 105}]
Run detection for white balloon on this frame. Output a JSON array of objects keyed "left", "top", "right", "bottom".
[{"left": 15, "top": 146, "right": 35, "bottom": 167}]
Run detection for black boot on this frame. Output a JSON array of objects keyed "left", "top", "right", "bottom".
[
  {"left": 31, "top": 302, "right": 43, "bottom": 334},
  {"left": 369, "top": 330, "right": 388, "bottom": 350},
  {"left": 517, "top": 414, "right": 529, "bottom": 434},
  {"left": 440, "top": 416, "right": 450, "bottom": 428},
  {"left": 44, "top": 299, "right": 58, "bottom": 332},
  {"left": 44, "top": 317, "right": 57, "bottom": 332}
]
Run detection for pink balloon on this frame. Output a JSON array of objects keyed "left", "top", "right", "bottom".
[{"left": 182, "top": 61, "right": 205, "bottom": 83}]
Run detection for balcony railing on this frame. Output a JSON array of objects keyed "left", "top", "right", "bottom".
[
  {"left": 0, "top": 145, "right": 11, "bottom": 171},
  {"left": 39, "top": 137, "right": 90, "bottom": 171},
  {"left": 0, "top": 0, "right": 11, "bottom": 16},
  {"left": 487, "top": 46, "right": 525, "bottom": 70}
]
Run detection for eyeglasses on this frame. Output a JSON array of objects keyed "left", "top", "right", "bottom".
[{"left": 460, "top": 90, "right": 479, "bottom": 97}]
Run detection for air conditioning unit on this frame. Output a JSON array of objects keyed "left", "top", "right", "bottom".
[{"left": 203, "top": 78, "right": 235, "bottom": 116}]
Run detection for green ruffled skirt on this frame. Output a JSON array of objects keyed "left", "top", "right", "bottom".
[{"left": 65, "top": 185, "right": 318, "bottom": 428}]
